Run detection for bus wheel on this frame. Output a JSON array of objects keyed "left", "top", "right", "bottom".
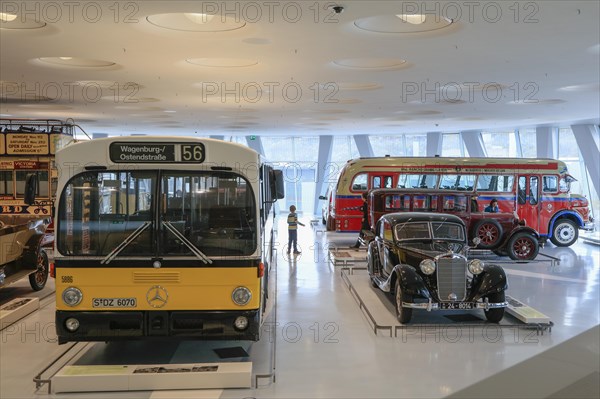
[
  {"left": 29, "top": 251, "right": 49, "bottom": 291},
  {"left": 507, "top": 232, "right": 539, "bottom": 261},
  {"left": 473, "top": 219, "right": 503, "bottom": 249},
  {"left": 550, "top": 219, "right": 579, "bottom": 247}
]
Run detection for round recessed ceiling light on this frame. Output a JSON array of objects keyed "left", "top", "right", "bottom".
[
  {"left": 186, "top": 58, "right": 258, "bottom": 68},
  {"left": 37, "top": 57, "right": 116, "bottom": 68},
  {"left": 304, "top": 109, "right": 350, "bottom": 114},
  {"left": 0, "top": 13, "right": 46, "bottom": 29},
  {"left": 18, "top": 104, "right": 72, "bottom": 110},
  {"left": 396, "top": 14, "right": 427, "bottom": 24},
  {"left": 335, "top": 82, "right": 383, "bottom": 91},
  {"left": 507, "top": 99, "right": 566, "bottom": 105},
  {"left": 184, "top": 13, "right": 215, "bottom": 24},
  {"left": 107, "top": 97, "right": 160, "bottom": 104},
  {"left": 395, "top": 110, "right": 442, "bottom": 115},
  {"left": 332, "top": 58, "right": 408, "bottom": 70},
  {"left": 558, "top": 83, "right": 600, "bottom": 92},
  {"left": 0, "top": 12, "right": 17, "bottom": 22},
  {"left": 243, "top": 37, "right": 272, "bottom": 45},
  {"left": 354, "top": 14, "right": 453, "bottom": 34},
  {"left": 146, "top": 13, "right": 246, "bottom": 32}
]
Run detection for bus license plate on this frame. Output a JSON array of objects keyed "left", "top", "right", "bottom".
[
  {"left": 92, "top": 298, "right": 137, "bottom": 308},
  {"left": 440, "top": 302, "right": 474, "bottom": 310}
]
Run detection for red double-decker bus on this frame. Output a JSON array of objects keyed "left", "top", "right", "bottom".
[{"left": 327, "top": 156, "right": 593, "bottom": 247}]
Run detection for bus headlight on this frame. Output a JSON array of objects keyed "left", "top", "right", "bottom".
[
  {"left": 232, "top": 287, "right": 252, "bottom": 306},
  {"left": 65, "top": 318, "right": 80, "bottom": 332},
  {"left": 468, "top": 259, "right": 485, "bottom": 275},
  {"left": 62, "top": 287, "right": 83, "bottom": 307},
  {"left": 234, "top": 316, "right": 249, "bottom": 331},
  {"left": 419, "top": 259, "right": 436, "bottom": 275}
]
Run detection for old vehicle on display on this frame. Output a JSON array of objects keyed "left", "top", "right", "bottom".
[
  {"left": 327, "top": 156, "right": 593, "bottom": 247},
  {"left": 0, "top": 216, "right": 50, "bottom": 291},
  {"left": 27, "top": 136, "right": 284, "bottom": 344},
  {"left": 367, "top": 213, "right": 508, "bottom": 323},
  {"left": 0, "top": 119, "right": 73, "bottom": 291},
  {"left": 368, "top": 188, "right": 541, "bottom": 260}
]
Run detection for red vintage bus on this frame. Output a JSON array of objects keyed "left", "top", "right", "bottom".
[{"left": 327, "top": 156, "right": 593, "bottom": 247}]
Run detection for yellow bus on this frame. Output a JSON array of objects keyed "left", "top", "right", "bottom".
[{"left": 42, "top": 136, "right": 283, "bottom": 344}]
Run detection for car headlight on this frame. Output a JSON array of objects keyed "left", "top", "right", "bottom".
[
  {"left": 419, "top": 259, "right": 436, "bottom": 275},
  {"left": 62, "top": 287, "right": 83, "bottom": 307},
  {"left": 232, "top": 286, "right": 252, "bottom": 306},
  {"left": 468, "top": 259, "right": 485, "bottom": 275}
]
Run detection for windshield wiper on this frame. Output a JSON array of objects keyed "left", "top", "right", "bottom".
[
  {"left": 162, "top": 221, "right": 213, "bottom": 264},
  {"left": 101, "top": 221, "right": 151, "bottom": 265}
]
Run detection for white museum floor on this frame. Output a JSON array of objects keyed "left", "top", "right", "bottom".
[{"left": 1, "top": 216, "right": 598, "bottom": 399}]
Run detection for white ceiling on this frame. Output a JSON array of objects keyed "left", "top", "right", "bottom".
[{"left": 1, "top": 1, "right": 599, "bottom": 136}]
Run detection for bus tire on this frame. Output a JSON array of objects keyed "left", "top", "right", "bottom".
[
  {"left": 472, "top": 219, "right": 503, "bottom": 250},
  {"left": 550, "top": 219, "right": 579, "bottom": 247},
  {"left": 29, "top": 251, "right": 49, "bottom": 291},
  {"left": 507, "top": 232, "right": 539, "bottom": 261}
]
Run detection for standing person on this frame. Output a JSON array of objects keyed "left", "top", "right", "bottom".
[
  {"left": 352, "top": 192, "right": 369, "bottom": 248},
  {"left": 484, "top": 198, "right": 499, "bottom": 213},
  {"left": 287, "top": 205, "right": 305, "bottom": 255}
]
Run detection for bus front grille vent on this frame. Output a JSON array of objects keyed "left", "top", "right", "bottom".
[{"left": 132, "top": 272, "right": 181, "bottom": 284}]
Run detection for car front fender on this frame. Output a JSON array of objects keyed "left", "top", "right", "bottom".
[
  {"left": 470, "top": 265, "right": 508, "bottom": 300},
  {"left": 394, "top": 264, "right": 431, "bottom": 299}
]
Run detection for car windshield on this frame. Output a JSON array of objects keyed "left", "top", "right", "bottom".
[{"left": 394, "top": 221, "right": 465, "bottom": 242}]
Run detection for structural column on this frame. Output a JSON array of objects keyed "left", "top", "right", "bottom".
[
  {"left": 536, "top": 126, "right": 557, "bottom": 158},
  {"left": 353, "top": 135, "right": 374, "bottom": 158},
  {"left": 314, "top": 135, "right": 333, "bottom": 214},
  {"left": 245, "top": 136, "right": 265, "bottom": 156},
  {"left": 571, "top": 124, "right": 600, "bottom": 199},
  {"left": 460, "top": 130, "right": 487, "bottom": 157},
  {"left": 426, "top": 132, "right": 443, "bottom": 157}
]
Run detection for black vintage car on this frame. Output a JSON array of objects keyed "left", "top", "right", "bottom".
[{"left": 367, "top": 212, "right": 508, "bottom": 323}]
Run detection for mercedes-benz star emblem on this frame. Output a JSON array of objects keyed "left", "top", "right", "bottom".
[{"left": 146, "top": 285, "right": 168, "bottom": 308}]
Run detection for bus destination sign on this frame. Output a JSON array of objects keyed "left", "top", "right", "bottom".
[{"left": 109, "top": 142, "right": 205, "bottom": 163}]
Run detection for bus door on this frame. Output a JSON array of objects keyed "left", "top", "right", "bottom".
[
  {"left": 517, "top": 175, "right": 541, "bottom": 231},
  {"left": 372, "top": 175, "right": 394, "bottom": 189}
]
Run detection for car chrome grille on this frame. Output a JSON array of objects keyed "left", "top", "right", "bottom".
[{"left": 436, "top": 256, "right": 467, "bottom": 301}]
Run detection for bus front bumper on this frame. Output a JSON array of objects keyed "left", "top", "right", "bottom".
[{"left": 56, "top": 310, "right": 260, "bottom": 344}]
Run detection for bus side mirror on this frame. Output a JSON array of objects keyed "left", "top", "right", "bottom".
[
  {"left": 24, "top": 173, "right": 38, "bottom": 205},
  {"left": 270, "top": 169, "right": 285, "bottom": 200}
]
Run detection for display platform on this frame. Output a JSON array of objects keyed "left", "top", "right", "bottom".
[
  {"left": 341, "top": 267, "right": 553, "bottom": 338},
  {"left": 34, "top": 339, "right": 268, "bottom": 394},
  {"left": 328, "top": 248, "right": 367, "bottom": 267},
  {"left": 0, "top": 297, "right": 39, "bottom": 330},
  {"left": 52, "top": 362, "right": 252, "bottom": 393}
]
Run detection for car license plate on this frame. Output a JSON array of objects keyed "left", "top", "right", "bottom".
[
  {"left": 440, "top": 302, "right": 474, "bottom": 310},
  {"left": 92, "top": 298, "right": 137, "bottom": 308}
]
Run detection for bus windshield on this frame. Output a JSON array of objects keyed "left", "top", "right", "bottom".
[{"left": 57, "top": 170, "right": 257, "bottom": 258}]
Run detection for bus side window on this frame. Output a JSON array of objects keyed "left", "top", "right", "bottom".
[
  {"left": 384, "top": 176, "right": 393, "bottom": 188},
  {"left": 529, "top": 176, "right": 539, "bottom": 205},
  {"left": 373, "top": 176, "right": 381, "bottom": 189},
  {"left": 543, "top": 175, "right": 557, "bottom": 192},
  {"left": 518, "top": 177, "right": 527, "bottom": 204},
  {"left": 351, "top": 173, "right": 368, "bottom": 191}
]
